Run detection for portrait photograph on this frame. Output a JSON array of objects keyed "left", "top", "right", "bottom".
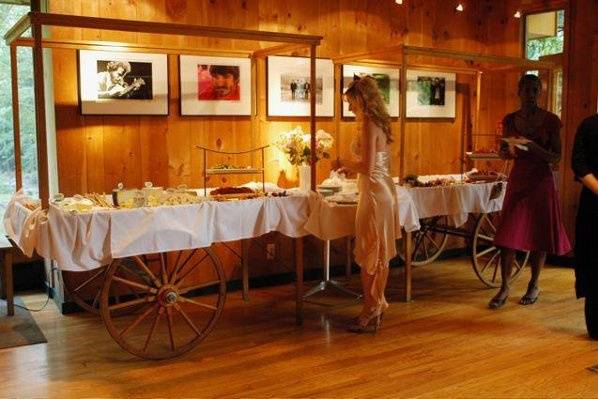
[
  {"left": 267, "top": 56, "right": 334, "bottom": 117},
  {"left": 342, "top": 64, "right": 400, "bottom": 117},
  {"left": 406, "top": 69, "right": 456, "bottom": 118},
  {"left": 180, "top": 55, "right": 251, "bottom": 116},
  {"left": 78, "top": 50, "right": 168, "bottom": 115}
]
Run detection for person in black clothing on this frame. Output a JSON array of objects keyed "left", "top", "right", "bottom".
[{"left": 571, "top": 113, "right": 598, "bottom": 339}]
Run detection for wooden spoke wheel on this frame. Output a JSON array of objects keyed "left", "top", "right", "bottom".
[
  {"left": 100, "top": 247, "right": 226, "bottom": 359},
  {"left": 62, "top": 258, "right": 145, "bottom": 316},
  {"left": 471, "top": 212, "right": 530, "bottom": 288},
  {"left": 397, "top": 216, "right": 449, "bottom": 266}
]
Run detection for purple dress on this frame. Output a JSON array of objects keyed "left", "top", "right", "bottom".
[{"left": 493, "top": 112, "right": 571, "bottom": 255}]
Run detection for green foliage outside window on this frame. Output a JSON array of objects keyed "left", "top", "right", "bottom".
[
  {"left": 0, "top": 4, "right": 37, "bottom": 228},
  {"left": 525, "top": 10, "right": 565, "bottom": 61}
]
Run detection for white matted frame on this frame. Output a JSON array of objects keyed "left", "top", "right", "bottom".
[
  {"left": 179, "top": 55, "right": 251, "bottom": 116},
  {"left": 78, "top": 50, "right": 168, "bottom": 115},
  {"left": 267, "top": 55, "right": 334, "bottom": 117},
  {"left": 341, "top": 64, "right": 400, "bottom": 118},
  {"left": 406, "top": 69, "right": 456, "bottom": 118}
]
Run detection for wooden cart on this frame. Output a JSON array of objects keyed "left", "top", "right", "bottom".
[
  {"left": 4, "top": 6, "right": 317, "bottom": 360},
  {"left": 398, "top": 207, "right": 530, "bottom": 288}
]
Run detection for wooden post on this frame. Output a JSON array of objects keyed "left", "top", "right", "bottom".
[
  {"left": 250, "top": 56, "right": 258, "bottom": 167},
  {"left": 2, "top": 248, "right": 14, "bottom": 316},
  {"left": 345, "top": 236, "right": 352, "bottom": 279},
  {"left": 31, "top": 0, "right": 50, "bottom": 208},
  {"left": 399, "top": 47, "right": 408, "bottom": 177},
  {"left": 241, "top": 239, "right": 250, "bottom": 302},
  {"left": 10, "top": 44, "right": 22, "bottom": 191},
  {"left": 309, "top": 44, "right": 317, "bottom": 190},
  {"left": 334, "top": 63, "right": 342, "bottom": 167},
  {"left": 404, "top": 230, "right": 412, "bottom": 302},
  {"left": 294, "top": 237, "right": 304, "bottom": 326}
]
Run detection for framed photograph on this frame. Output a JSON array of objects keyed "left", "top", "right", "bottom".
[
  {"left": 179, "top": 55, "right": 251, "bottom": 116},
  {"left": 406, "top": 69, "right": 456, "bottom": 118},
  {"left": 78, "top": 50, "right": 168, "bottom": 115},
  {"left": 267, "top": 55, "right": 334, "bottom": 117},
  {"left": 342, "top": 65, "right": 400, "bottom": 118}
]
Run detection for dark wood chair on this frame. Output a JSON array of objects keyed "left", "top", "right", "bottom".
[{"left": 0, "top": 235, "right": 14, "bottom": 316}]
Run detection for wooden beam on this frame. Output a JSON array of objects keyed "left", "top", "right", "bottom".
[
  {"left": 29, "top": 12, "right": 322, "bottom": 45},
  {"left": 252, "top": 43, "right": 310, "bottom": 59},
  {"left": 404, "top": 45, "right": 556, "bottom": 70},
  {"left": 13, "top": 37, "right": 253, "bottom": 57},
  {"left": 309, "top": 44, "right": 317, "bottom": 191},
  {"left": 475, "top": 71, "right": 482, "bottom": 134},
  {"left": 10, "top": 45, "right": 22, "bottom": 191},
  {"left": 31, "top": 10, "right": 49, "bottom": 208},
  {"left": 294, "top": 237, "right": 304, "bottom": 326},
  {"left": 332, "top": 45, "right": 404, "bottom": 65},
  {"left": 399, "top": 47, "right": 407, "bottom": 177},
  {"left": 404, "top": 231, "right": 412, "bottom": 302},
  {"left": 3, "top": 14, "right": 31, "bottom": 45},
  {"left": 406, "top": 63, "right": 478, "bottom": 76}
]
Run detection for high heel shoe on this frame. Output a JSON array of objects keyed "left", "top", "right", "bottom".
[{"left": 347, "top": 310, "right": 384, "bottom": 333}]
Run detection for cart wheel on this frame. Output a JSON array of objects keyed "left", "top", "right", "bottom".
[
  {"left": 100, "top": 247, "right": 226, "bottom": 359},
  {"left": 472, "top": 213, "right": 530, "bottom": 288},
  {"left": 397, "top": 216, "right": 449, "bottom": 266},
  {"left": 62, "top": 258, "right": 147, "bottom": 316}
]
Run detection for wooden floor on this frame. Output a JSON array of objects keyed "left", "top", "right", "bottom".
[{"left": 1, "top": 258, "right": 597, "bottom": 398}]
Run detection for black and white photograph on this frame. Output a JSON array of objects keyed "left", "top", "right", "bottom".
[
  {"left": 406, "top": 69, "right": 456, "bottom": 118},
  {"left": 267, "top": 55, "right": 334, "bottom": 117},
  {"left": 96, "top": 60, "right": 153, "bottom": 100},
  {"left": 78, "top": 50, "right": 168, "bottom": 115}
]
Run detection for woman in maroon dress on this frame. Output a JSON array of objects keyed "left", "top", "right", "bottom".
[{"left": 489, "top": 74, "right": 571, "bottom": 309}]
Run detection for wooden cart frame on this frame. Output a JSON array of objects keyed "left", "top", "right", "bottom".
[
  {"left": 332, "top": 45, "right": 558, "bottom": 288},
  {"left": 4, "top": 0, "right": 323, "bottom": 359}
]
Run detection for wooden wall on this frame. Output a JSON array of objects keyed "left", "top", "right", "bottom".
[{"left": 48, "top": 0, "right": 523, "bottom": 196}]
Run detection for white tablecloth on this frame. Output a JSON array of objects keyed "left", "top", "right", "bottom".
[
  {"left": 5, "top": 195, "right": 309, "bottom": 272},
  {"left": 304, "top": 186, "right": 421, "bottom": 241},
  {"left": 3, "top": 181, "right": 503, "bottom": 272},
  {"left": 406, "top": 181, "right": 506, "bottom": 227}
]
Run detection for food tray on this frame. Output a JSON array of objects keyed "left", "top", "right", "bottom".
[
  {"left": 209, "top": 192, "right": 262, "bottom": 201},
  {"left": 206, "top": 168, "right": 263, "bottom": 175}
]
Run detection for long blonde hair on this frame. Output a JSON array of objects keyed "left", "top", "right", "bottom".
[{"left": 344, "top": 75, "right": 393, "bottom": 144}]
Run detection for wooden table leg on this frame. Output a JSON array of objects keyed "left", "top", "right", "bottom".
[
  {"left": 3, "top": 249, "right": 14, "bottom": 316},
  {"left": 404, "top": 230, "right": 412, "bottom": 302},
  {"left": 241, "top": 239, "right": 250, "bottom": 302},
  {"left": 295, "top": 237, "right": 304, "bottom": 326},
  {"left": 345, "top": 236, "right": 352, "bottom": 279}
]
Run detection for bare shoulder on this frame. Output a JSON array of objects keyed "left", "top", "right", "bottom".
[{"left": 543, "top": 110, "right": 562, "bottom": 131}]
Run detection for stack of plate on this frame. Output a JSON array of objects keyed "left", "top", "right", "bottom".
[{"left": 317, "top": 184, "right": 342, "bottom": 197}]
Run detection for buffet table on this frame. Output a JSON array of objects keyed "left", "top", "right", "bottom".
[
  {"left": 407, "top": 178, "right": 506, "bottom": 227},
  {"left": 3, "top": 179, "right": 501, "bottom": 359}
]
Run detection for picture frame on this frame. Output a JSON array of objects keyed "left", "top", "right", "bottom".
[
  {"left": 341, "top": 64, "right": 400, "bottom": 118},
  {"left": 267, "top": 55, "right": 334, "bottom": 117},
  {"left": 406, "top": 69, "right": 456, "bottom": 118},
  {"left": 179, "top": 55, "right": 251, "bottom": 116},
  {"left": 78, "top": 50, "right": 169, "bottom": 115}
]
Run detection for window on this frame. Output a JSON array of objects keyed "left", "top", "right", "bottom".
[
  {"left": 0, "top": 4, "right": 37, "bottom": 231},
  {"left": 525, "top": 9, "right": 565, "bottom": 61},
  {"left": 524, "top": 9, "right": 565, "bottom": 117}
]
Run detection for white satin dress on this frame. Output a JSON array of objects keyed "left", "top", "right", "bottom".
[{"left": 352, "top": 135, "right": 400, "bottom": 308}]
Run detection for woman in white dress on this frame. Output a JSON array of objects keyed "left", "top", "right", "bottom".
[{"left": 338, "top": 76, "right": 399, "bottom": 332}]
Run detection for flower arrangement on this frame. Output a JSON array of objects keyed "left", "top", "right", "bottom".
[{"left": 274, "top": 126, "right": 334, "bottom": 166}]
